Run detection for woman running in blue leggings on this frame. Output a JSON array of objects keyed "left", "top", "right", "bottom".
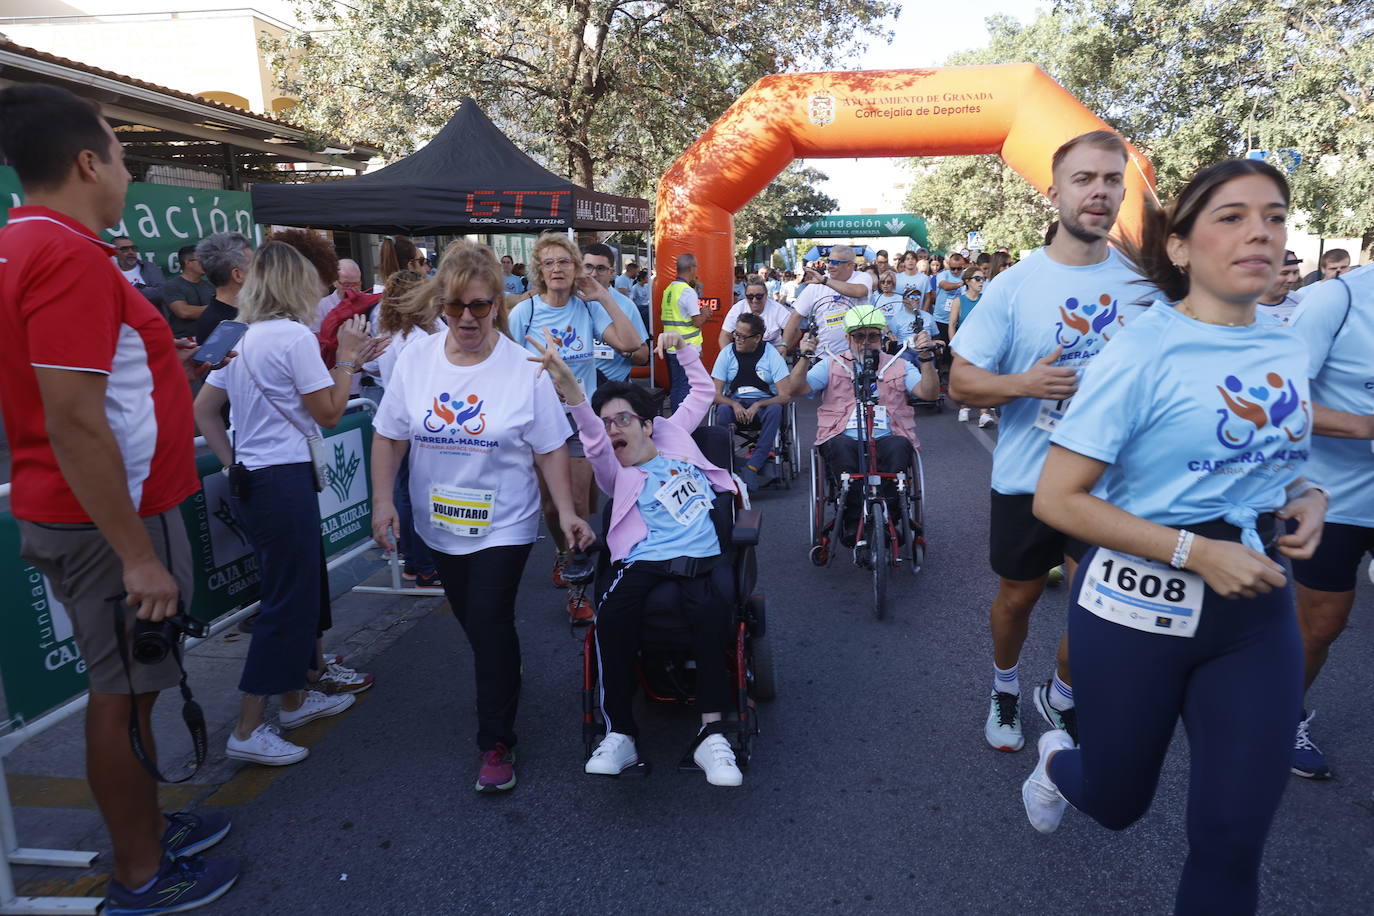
[{"left": 1023, "top": 158, "right": 1329, "bottom": 915}]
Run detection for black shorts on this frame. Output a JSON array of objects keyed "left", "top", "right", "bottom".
[
  {"left": 989, "top": 490, "right": 1068, "bottom": 581},
  {"left": 1290, "top": 521, "right": 1374, "bottom": 592}
]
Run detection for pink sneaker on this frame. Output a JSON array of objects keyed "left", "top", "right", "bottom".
[{"left": 476, "top": 743, "right": 516, "bottom": 793}]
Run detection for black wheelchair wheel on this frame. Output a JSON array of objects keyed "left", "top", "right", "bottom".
[
  {"left": 749, "top": 634, "right": 778, "bottom": 701},
  {"left": 870, "top": 500, "right": 887, "bottom": 620}
]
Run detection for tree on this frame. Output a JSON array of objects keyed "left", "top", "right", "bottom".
[
  {"left": 904, "top": 157, "right": 1054, "bottom": 253},
  {"left": 265, "top": 0, "right": 897, "bottom": 201},
  {"left": 904, "top": 1, "right": 1374, "bottom": 257},
  {"left": 733, "top": 164, "right": 838, "bottom": 261}
]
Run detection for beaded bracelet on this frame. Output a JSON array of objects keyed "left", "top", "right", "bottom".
[{"left": 1170, "top": 529, "right": 1195, "bottom": 570}]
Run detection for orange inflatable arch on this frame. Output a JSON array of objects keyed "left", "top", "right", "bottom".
[{"left": 653, "top": 64, "right": 1156, "bottom": 367}]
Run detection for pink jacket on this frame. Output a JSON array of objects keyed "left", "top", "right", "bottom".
[
  {"left": 570, "top": 345, "right": 736, "bottom": 562},
  {"left": 815, "top": 351, "right": 920, "bottom": 450}
]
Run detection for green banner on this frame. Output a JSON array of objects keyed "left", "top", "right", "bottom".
[
  {"left": 2, "top": 411, "right": 375, "bottom": 730},
  {"left": 787, "top": 213, "right": 929, "bottom": 245},
  {"left": 0, "top": 166, "right": 259, "bottom": 276}
]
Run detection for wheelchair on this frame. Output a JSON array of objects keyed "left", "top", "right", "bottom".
[
  {"left": 580, "top": 424, "right": 776, "bottom": 773},
  {"left": 807, "top": 411, "right": 926, "bottom": 621},
  {"left": 725, "top": 398, "right": 800, "bottom": 488}
]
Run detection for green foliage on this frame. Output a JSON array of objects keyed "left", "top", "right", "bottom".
[
  {"left": 265, "top": 0, "right": 897, "bottom": 200},
  {"left": 733, "top": 164, "right": 838, "bottom": 259},
  {"left": 905, "top": 0, "right": 1374, "bottom": 255}
]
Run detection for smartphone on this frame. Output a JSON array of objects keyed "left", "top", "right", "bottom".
[{"left": 193, "top": 320, "right": 247, "bottom": 364}]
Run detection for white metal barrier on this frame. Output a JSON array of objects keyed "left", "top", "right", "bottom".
[{"left": 0, "top": 399, "right": 412, "bottom": 915}]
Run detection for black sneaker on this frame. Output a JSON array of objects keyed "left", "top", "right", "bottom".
[
  {"left": 1032, "top": 681, "right": 1079, "bottom": 746},
  {"left": 104, "top": 853, "right": 239, "bottom": 915},
  {"left": 161, "top": 811, "right": 231, "bottom": 859}
]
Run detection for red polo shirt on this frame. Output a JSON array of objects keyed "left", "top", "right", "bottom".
[{"left": 0, "top": 205, "right": 198, "bottom": 522}]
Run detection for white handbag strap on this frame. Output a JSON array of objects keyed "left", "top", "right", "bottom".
[{"left": 236, "top": 330, "right": 319, "bottom": 443}]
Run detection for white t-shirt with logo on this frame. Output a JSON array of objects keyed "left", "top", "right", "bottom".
[
  {"left": 120, "top": 264, "right": 143, "bottom": 286},
  {"left": 374, "top": 332, "right": 569, "bottom": 556},
  {"left": 204, "top": 319, "right": 334, "bottom": 471},
  {"left": 793, "top": 271, "right": 874, "bottom": 357}
]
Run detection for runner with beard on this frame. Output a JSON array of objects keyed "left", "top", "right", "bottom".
[{"left": 950, "top": 131, "right": 1156, "bottom": 753}]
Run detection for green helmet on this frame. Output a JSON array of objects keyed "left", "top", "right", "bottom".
[{"left": 842, "top": 304, "right": 887, "bottom": 334}]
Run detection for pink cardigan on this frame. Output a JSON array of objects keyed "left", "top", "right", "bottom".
[{"left": 570, "top": 344, "right": 736, "bottom": 562}]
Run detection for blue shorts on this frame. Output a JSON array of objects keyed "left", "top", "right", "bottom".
[{"left": 1290, "top": 521, "right": 1374, "bottom": 592}]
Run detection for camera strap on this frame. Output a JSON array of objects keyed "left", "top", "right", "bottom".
[{"left": 108, "top": 594, "right": 208, "bottom": 784}]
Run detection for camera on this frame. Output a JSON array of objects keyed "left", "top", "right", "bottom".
[{"left": 131, "top": 613, "right": 208, "bottom": 665}]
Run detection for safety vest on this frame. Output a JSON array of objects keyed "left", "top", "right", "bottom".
[{"left": 660, "top": 279, "right": 703, "bottom": 346}]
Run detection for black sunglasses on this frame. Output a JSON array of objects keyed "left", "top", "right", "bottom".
[
  {"left": 436, "top": 297, "right": 495, "bottom": 317},
  {"left": 745, "top": 293, "right": 766, "bottom": 301}
]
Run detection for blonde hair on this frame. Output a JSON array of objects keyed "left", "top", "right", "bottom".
[
  {"left": 236, "top": 240, "right": 320, "bottom": 325},
  {"left": 376, "top": 269, "right": 434, "bottom": 337},
  {"left": 406, "top": 241, "right": 509, "bottom": 336},
  {"left": 529, "top": 233, "right": 582, "bottom": 297}
]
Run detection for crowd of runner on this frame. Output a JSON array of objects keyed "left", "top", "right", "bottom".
[{"left": 0, "top": 80, "right": 1370, "bottom": 916}]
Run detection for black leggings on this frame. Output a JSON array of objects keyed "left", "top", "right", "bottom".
[
  {"left": 430, "top": 543, "right": 533, "bottom": 751},
  {"left": 1049, "top": 549, "right": 1302, "bottom": 915},
  {"left": 594, "top": 560, "right": 734, "bottom": 737},
  {"left": 818, "top": 435, "right": 913, "bottom": 520}
]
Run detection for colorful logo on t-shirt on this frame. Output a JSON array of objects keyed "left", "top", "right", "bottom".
[
  {"left": 1054, "top": 294, "right": 1123, "bottom": 354},
  {"left": 423, "top": 391, "right": 487, "bottom": 435},
  {"left": 555, "top": 325, "right": 584, "bottom": 352},
  {"left": 1214, "top": 373, "right": 1310, "bottom": 449}
]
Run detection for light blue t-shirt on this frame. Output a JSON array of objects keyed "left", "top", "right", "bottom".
[
  {"left": 1288, "top": 264, "right": 1374, "bottom": 527},
  {"left": 806, "top": 354, "right": 921, "bottom": 441},
  {"left": 630, "top": 281, "right": 651, "bottom": 314},
  {"left": 711, "top": 343, "right": 790, "bottom": 398},
  {"left": 766, "top": 278, "right": 782, "bottom": 300},
  {"left": 895, "top": 272, "right": 927, "bottom": 302},
  {"left": 503, "top": 274, "right": 524, "bottom": 296},
  {"left": 613, "top": 273, "right": 635, "bottom": 295},
  {"left": 872, "top": 292, "right": 916, "bottom": 339},
  {"left": 1053, "top": 304, "right": 1310, "bottom": 539},
  {"left": 627, "top": 456, "right": 721, "bottom": 562},
  {"left": 951, "top": 247, "right": 1153, "bottom": 495},
  {"left": 596, "top": 289, "right": 649, "bottom": 383},
  {"left": 508, "top": 294, "right": 612, "bottom": 398},
  {"left": 932, "top": 270, "right": 963, "bottom": 323}
]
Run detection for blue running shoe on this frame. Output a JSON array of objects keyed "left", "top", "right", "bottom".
[
  {"left": 1291, "top": 709, "right": 1332, "bottom": 779},
  {"left": 105, "top": 853, "right": 239, "bottom": 915},
  {"left": 161, "top": 811, "right": 231, "bottom": 859}
]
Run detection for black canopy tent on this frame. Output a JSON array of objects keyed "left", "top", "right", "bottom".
[{"left": 250, "top": 98, "right": 650, "bottom": 234}]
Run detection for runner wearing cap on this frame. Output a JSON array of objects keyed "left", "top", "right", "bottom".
[
  {"left": 782, "top": 305, "right": 938, "bottom": 545},
  {"left": 950, "top": 130, "right": 1154, "bottom": 752}
]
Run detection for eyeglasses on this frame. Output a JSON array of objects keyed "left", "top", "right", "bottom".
[
  {"left": 745, "top": 293, "right": 766, "bottom": 301},
  {"left": 601, "top": 411, "right": 646, "bottom": 430},
  {"left": 970, "top": 276, "right": 986, "bottom": 282},
  {"left": 848, "top": 330, "right": 883, "bottom": 344},
  {"left": 733, "top": 330, "right": 761, "bottom": 340},
  {"left": 540, "top": 257, "right": 574, "bottom": 269},
  {"left": 115, "top": 244, "right": 138, "bottom": 252},
  {"left": 436, "top": 297, "right": 495, "bottom": 318},
  {"left": 583, "top": 263, "right": 613, "bottom": 273},
  {"left": 826, "top": 259, "right": 853, "bottom": 267}
]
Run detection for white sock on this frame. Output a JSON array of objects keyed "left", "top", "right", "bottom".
[
  {"left": 1049, "top": 673, "right": 1074, "bottom": 711},
  {"left": 993, "top": 663, "right": 1019, "bottom": 696}
]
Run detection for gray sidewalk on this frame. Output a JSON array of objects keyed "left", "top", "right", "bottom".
[{"left": 2, "top": 548, "right": 447, "bottom": 898}]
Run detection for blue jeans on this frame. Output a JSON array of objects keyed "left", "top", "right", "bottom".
[
  {"left": 713, "top": 397, "right": 782, "bottom": 472},
  {"left": 231, "top": 462, "right": 322, "bottom": 696},
  {"left": 665, "top": 351, "right": 690, "bottom": 412},
  {"left": 395, "top": 446, "right": 435, "bottom": 575},
  {"left": 1049, "top": 548, "right": 1301, "bottom": 915}
]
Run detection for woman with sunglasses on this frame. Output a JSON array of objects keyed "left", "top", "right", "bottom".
[
  {"left": 370, "top": 241, "right": 594, "bottom": 794},
  {"left": 949, "top": 267, "right": 996, "bottom": 428},
  {"left": 526, "top": 330, "right": 745, "bottom": 787}
]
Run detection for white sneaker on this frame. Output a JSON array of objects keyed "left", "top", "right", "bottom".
[
  {"left": 958, "top": 407, "right": 971, "bottom": 423},
  {"left": 585, "top": 732, "right": 638, "bottom": 775},
  {"left": 279, "top": 690, "right": 355, "bottom": 730},
  {"left": 693, "top": 733, "right": 743, "bottom": 787},
  {"left": 985, "top": 690, "right": 1024, "bottom": 751},
  {"left": 1022, "top": 729, "right": 1075, "bottom": 833},
  {"left": 226, "top": 723, "right": 308, "bottom": 766},
  {"left": 978, "top": 412, "right": 997, "bottom": 429}
]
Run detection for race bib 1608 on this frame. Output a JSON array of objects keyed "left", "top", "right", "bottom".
[{"left": 1078, "top": 548, "right": 1205, "bottom": 638}]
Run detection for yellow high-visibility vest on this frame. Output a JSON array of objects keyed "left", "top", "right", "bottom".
[{"left": 659, "top": 279, "right": 703, "bottom": 346}]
